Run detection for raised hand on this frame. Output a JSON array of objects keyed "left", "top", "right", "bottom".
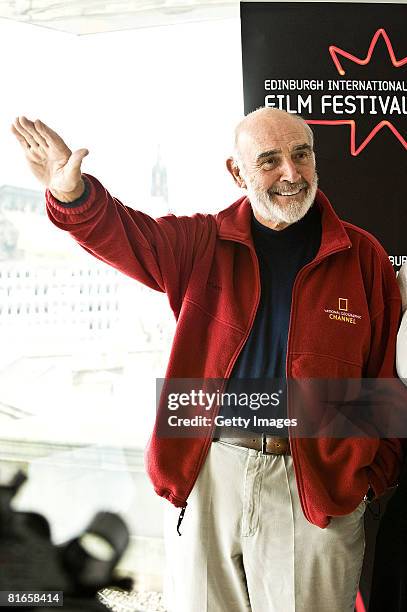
[{"left": 11, "top": 116, "right": 89, "bottom": 203}]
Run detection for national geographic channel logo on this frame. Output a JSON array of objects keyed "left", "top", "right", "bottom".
[{"left": 324, "top": 298, "right": 362, "bottom": 325}]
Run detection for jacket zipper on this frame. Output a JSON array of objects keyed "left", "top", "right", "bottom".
[
  {"left": 176, "top": 506, "right": 187, "bottom": 536},
  {"left": 175, "top": 239, "right": 261, "bottom": 534}
]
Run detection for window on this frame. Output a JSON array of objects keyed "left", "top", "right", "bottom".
[{"left": 0, "top": 14, "right": 243, "bottom": 596}]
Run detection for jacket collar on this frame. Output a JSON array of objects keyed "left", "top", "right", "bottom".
[{"left": 216, "top": 188, "right": 352, "bottom": 258}]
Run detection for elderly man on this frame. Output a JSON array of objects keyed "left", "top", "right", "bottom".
[{"left": 11, "top": 108, "right": 402, "bottom": 612}]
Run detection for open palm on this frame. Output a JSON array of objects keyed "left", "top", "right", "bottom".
[{"left": 11, "top": 116, "right": 88, "bottom": 199}]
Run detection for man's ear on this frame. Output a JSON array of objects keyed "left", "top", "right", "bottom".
[{"left": 226, "top": 157, "right": 247, "bottom": 189}]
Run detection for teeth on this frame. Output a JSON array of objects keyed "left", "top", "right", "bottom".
[
  {"left": 276, "top": 190, "right": 301, "bottom": 196},
  {"left": 274, "top": 185, "right": 306, "bottom": 196}
]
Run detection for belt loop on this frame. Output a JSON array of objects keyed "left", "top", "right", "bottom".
[{"left": 261, "top": 433, "right": 267, "bottom": 454}]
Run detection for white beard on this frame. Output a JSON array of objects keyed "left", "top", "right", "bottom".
[{"left": 246, "top": 173, "right": 319, "bottom": 225}]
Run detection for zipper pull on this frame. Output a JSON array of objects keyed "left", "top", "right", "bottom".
[{"left": 176, "top": 506, "right": 186, "bottom": 536}]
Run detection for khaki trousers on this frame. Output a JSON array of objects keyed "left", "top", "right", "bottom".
[{"left": 163, "top": 440, "right": 366, "bottom": 612}]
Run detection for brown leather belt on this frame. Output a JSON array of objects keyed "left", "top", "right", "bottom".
[{"left": 213, "top": 430, "right": 290, "bottom": 455}]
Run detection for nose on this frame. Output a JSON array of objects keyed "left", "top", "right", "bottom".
[{"left": 279, "top": 157, "right": 301, "bottom": 183}]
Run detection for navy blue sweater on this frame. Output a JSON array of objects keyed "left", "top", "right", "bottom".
[{"left": 221, "top": 203, "right": 322, "bottom": 434}]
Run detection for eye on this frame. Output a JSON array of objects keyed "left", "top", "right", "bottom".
[
  {"left": 293, "top": 151, "right": 311, "bottom": 161},
  {"left": 261, "top": 158, "right": 278, "bottom": 169}
]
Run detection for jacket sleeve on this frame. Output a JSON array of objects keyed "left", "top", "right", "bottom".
[
  {"left": 364, "top": 254, "right": 404, "bottom": 497},
  {"left": 45, "top": 174, "right": 213, "bottom": 318},
  {"left": 397, "top": 263, "right": 407, "bottom": 382}
]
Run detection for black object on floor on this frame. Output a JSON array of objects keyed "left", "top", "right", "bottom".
[{"left": 0, "top": 469, "right": 133, "bottom": 611}]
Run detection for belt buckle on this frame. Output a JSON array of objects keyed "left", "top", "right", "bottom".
[{"left": 261, "top": 433, "right": 267, "bottom": 454}]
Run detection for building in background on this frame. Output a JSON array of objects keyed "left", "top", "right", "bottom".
[{"left": 0, "top": 180, "right": 174, "bottom": 439}]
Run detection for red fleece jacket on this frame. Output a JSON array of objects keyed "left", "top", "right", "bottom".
[{"left": 46, "top": 174, "right": 403, "bottom": 528}]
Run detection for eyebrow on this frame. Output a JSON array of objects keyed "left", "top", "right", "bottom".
[
  {"left": 256, "top": 143, "right": 313, "bottom": 163},
  {"left": 293, "top": 144, "right": 313, "bottom": 152}
]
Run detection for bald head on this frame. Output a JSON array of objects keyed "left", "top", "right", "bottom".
[{"left": 234, "top": 108, "right": 314, "bottom": 164}]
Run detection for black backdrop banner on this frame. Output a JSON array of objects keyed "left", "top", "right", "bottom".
[{"left": 240, "top": 2, "right": 407, "bottom": 270}]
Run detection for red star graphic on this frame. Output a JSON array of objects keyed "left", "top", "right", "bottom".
[
  {"left": 307, "top": 29, "right": 407, "bottom": 156},
  {"left": 329, "top": 28, "right": 407, "bottom": 75}
]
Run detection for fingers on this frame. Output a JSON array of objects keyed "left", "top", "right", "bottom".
[
  {"left": 10, "top": 123, "right": 31, "bottom": 152},
  {"left": 34, "top": 119, "right": 68, "bottom": 150},
  {"left": 21, "top": 117, "right": 49, "bottom": 149},
  {"left": 12, "top": 116, "right": 70, "bottom": 154},
  {"left": 13, "top": 116, "right": 43, "bottom": 150},
  {"left": 11, "top": 117, "right": 85, "bottom": 171},
  {"left": 65, "top": 148, "right": 89, "bottom": 174}
]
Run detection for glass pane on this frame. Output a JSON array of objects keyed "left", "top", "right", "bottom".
[{"left": 0, "top": 15, "right": 243, "bottom": 606}]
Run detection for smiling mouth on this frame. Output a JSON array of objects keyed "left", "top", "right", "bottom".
[{"left": 273, "top": 187, "right": 306, "bottom": 197}]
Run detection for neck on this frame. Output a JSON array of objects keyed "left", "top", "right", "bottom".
[{"left": 252, "top": 210, "right": 292, "bottom": 231}]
